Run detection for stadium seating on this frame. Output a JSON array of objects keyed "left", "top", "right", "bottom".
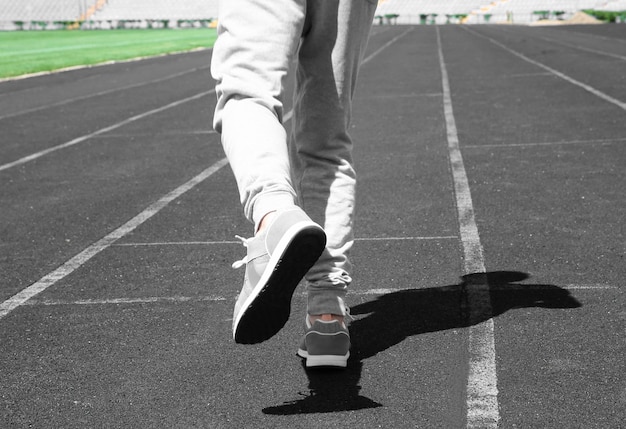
[
  {"left": 373, "top": 0, "right": 620, "bottom": 23},
  {"left": 1, "top": 0, "right": 81, "bottom": 29},
  {"left": 0, "top": 0, "right": 219, "bottom": 30},
  {"left": 376, "top": 0, "right": 485, "bottom": 24},
  {"left": 93, "top": 0, "right": 219, "bottom": 22},
  {"left": 484, "top": 0, "right": 608, "bottom": 23},
  {"left": 0, "top": 0, "right": 622, "bottom": 30}
]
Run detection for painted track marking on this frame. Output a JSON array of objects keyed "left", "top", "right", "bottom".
[
  {"left": 111, "top": 235, "right": 458, "bottom": 246},
  {"left": 462, "top": 26, "right": 626, "bottom": 112},
  {"left": 0, "top": 158, "right": 229, "bottom": 320},
  {"left": 91, "top": 130, "right": 217, "bottom": 139},
  {"left": 464, "top": 137, "right": 626, "bottom": 149},
  {"left": 0, "top": 66, "right": 211, "bottom": 121},
  {"left": 0, "top": 89, "right": 215, "bottom": 173},
  {"left": 362, "top": 27, "right": 414, "bottom": 65},
  {"left": 531, "top": 35, "right": 626, "bottom": 61},
  {"left": 436, "top": 27, "right": 500, "bottom": 428},
  {"left": 490, "top": 26, "right": 626, "bottom": 62},
  {"left": 21, "top": 284, "right": 613, "bottom": 307}
]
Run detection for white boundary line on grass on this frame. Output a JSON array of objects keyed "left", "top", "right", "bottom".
[
  {"left": 0, "top": 89, "right": 215, "bottom": 173},
  {"left": 0, "top": 47, "right": 211, "bottom": 83},
  {"left": 462, "top": 27, "right": 626, "bottom": 112},
  {"left": 436, "top": 27, "right": 500, "bottom": 428},
  {"left": 0, "top": 158, "right": 229, "bottom": 320}
]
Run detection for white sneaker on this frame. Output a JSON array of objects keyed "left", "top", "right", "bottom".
[{"left": 231, "top": 208, "right": 326, "bottom": 344}]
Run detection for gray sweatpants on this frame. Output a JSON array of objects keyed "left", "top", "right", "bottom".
[{"left": 211, "top": 0, "right": 376, "bottom": 315}]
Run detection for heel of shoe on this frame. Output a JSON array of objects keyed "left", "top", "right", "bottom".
[{"left": 305, "top": 352, "right": 350, "bottom": 368}]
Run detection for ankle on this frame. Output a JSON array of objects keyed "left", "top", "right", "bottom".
[
  {"left": 309, "top": 314, "right": 344, "bottom": 324},
  {"left": 256, "top": 211, "right": 277, "bottom": 233}
]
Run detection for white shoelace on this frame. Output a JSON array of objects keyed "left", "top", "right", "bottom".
[
  {"left": 231, "top": 235, "right": 250, "bottom": 269},
  {"left": 344, "top": 305, "right": 355, "bottom": 323}
]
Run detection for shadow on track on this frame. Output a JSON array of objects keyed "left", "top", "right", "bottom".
[{"left": 262, "top": 271, "right": 582, "bottom": 415}]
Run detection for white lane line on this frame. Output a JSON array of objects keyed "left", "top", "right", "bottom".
[
  {"left": 19, "top": 290, "right": 402, "bottom": 307},
  {"left": 464, "top": 137, "right": 626, "bottom": 149},
  {"left": 0, "top": 157, "right": 229, "bottom": 321},
  {"left": 91, "top": 130, "right": 217, "bottom": 139},
  {"left": 493, "top": 26, "right": 626, "bottom": 62},
  {"left": 111, "top": 236, "right": 459, "bottom": 247},
  {"left": 360, "top": 92, "right": 443, "bottom": 100},
  {"left": 538, "top": 36, "right": 626, "bottom": 61},
  {"left": 362, "top": 27, "right": 414, "bottom": 66},
  {"left": 21, "top": 283, "right": 614, "bottom": 307},
  {"left": 436, "top": 27, "right": 500, "bottom": 428},
  {"left": 0, "top": 37, "right": 207, "bottom": 58},
  {"left": 508, "top": 72, "right": 553, "bottom": 78},
  {"left": 23, "top": 296, "right": 227, "bottom": 306},
  {"left": 562, "top": 284, "right": 619, "bottom": 290},
  {"left": 0, "top": 66, "right": 210, "bottom": 121},
  {"left": 0, "top": 89, "right": 215, "bottom": 173},
  {"left": 462, "top": 27, "right": 626, "bottom": 112},
  {"left": 0, "top": 47, "right": 211, "bottom": 83},
  {"left": 114, "top": 240, "right": 243, "bottom": 246}
]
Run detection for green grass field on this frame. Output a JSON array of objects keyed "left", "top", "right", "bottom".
[{"left": 0, "top": 29, "right": 218, "bottom": 79}]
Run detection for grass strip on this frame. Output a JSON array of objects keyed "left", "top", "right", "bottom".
[{"left": 0, "top": 29, "right": 217, "bottom": 78}]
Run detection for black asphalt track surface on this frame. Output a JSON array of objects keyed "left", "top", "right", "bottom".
[{"left": 1, "top": 25, "right": 624, "bottom": 428}]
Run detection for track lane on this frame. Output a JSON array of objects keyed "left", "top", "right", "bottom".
[
  {"left": 0, "top": 93, "right": 223, "bottom": 300},
  {"left": 463, "top": 25, "right": 626, "bottom": 107},
  {"left": 0, "top": 49, "right": 212, "bottom": 116},
  {"left": 440, "top": 25, "right": 625, "bottom": 428}
]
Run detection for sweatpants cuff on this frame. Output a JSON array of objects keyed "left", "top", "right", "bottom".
[
  {"left": 251, "top": 191, "right": 297, "bottom": 231},
  {"left": 306, "top": 285, "right": 348, "bottom": 316}
]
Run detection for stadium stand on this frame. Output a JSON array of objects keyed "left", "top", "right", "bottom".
[
  {"left": 596, "top": 0, "right": 626, "bottom": 10},
  {"left": 375, "top": 0, "right": 484, "bottom": 24},
  {"left": 0, "top": 0, "right": 219, "bottom": 30},
  {"left": 373, "top": 0, "right": 621, "bottom": 23},
  {"left": 0, "top": 0, "right": 84, "bottom": 29},
  {"left": 0, "top": 0, "right": 622, "bottom": 29},
  {"left": 484, "top": 0, "right": 610, "bottom": 24},
  {"left": 92, "top": 0, "right": 219, "bottom": 28}
]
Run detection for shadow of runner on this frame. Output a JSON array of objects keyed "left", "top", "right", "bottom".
[
  {"left": 263, "top": 271, "right": 581, "bottom": 415},
  {"left": 262, "top": 360, "right": 382, "bottom": 415}
]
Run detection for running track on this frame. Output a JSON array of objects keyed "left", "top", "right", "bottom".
[{"left": 1, "top": 24, "right": 624, "bottom": 428}]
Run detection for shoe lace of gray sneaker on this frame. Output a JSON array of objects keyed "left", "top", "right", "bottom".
[
  {"left": 344, "top": 305, "right": 354, "bottom": 323},
  {"left": 231, "top": 235, "right": 250, "bottom": 269},
  {"left": 337, "top": 297, "right": 355, "bottom": 324}
]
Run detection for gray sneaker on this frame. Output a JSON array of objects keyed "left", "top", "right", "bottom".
[
  {"left": 297, "top": 317, "right": 351, "bottom": 368},
  {"left": 231, "top": 208, "right": 326, "bottom": 344}
]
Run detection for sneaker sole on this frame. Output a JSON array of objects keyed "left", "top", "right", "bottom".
[
  {"left": 233, "top": 222, "right": 326, "bottom": 344},
  {"left": 297, "top": 349, "right": 350, "bottom": 368}
]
